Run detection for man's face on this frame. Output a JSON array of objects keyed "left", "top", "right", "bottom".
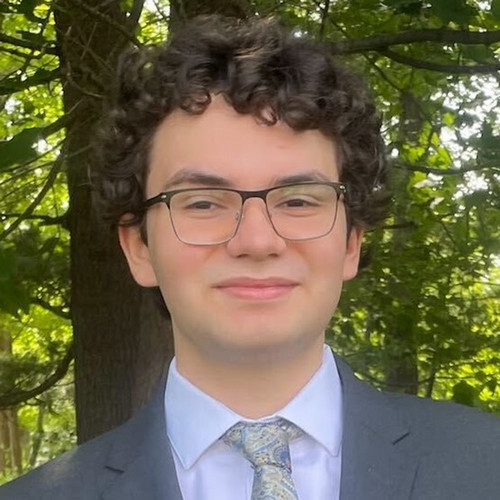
[{"left": 120, "top": 97, "right": 363, "bottom": 367}]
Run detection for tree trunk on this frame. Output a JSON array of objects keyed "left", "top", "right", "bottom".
[
  {"left": 169, "top": 0, "right": 253, "bottom": 31},
  {"left": 0, "top": 411, "right": 9, "bottom": 475},
  {"left": 170, "top": 0, "right": 251, "bottom": 28},
  {"left": 0, "top": 330, "right": 23, "bottom": 475},
  {"left": 29, "top": 404, "right": 45, "bottom": 468},
  {"left": 7, "top": 410, "right": 22, "bottom": 475},
  {"left": 384, "top": 91, "right": 422, "bottom": 395},
  {"left": 53, "top": 0, "right": 172, "bottom": 443}
]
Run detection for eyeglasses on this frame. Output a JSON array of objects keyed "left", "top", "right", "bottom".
[{"left": 143, "top": 181, "right": 346, "bottom": 245}]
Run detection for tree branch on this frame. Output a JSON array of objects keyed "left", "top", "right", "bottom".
[
  {"left": 0, "top": 33, "right": 58, "bottom": 55},
  {"left": 0, "top": 68, "right": 60, "bottom": 96},
  {"left": 380, "top": 48, "right": 500, "bottom": 74},
  {"left": 127, "top": 0, "right": 145, "bottom": 30},
  {"left": 31, "top": 297, "right": 70, "bottom": 320},
  {"left": 392, "top": 160, "right": 499, "bottom": 175},
  {"left": 348, "top": 367, "right": 436, "bottom": 389},
  {"left": 319, "top": 0, "right": 331, "bottom": 40},
  {"left": 329, "top": 28, "right": 500, "bottom": 55},
  {"left": 0, "top": 45, "right": 46, "bottom": 61},
  {"left": 326, "top": 13, "right": 406, "bottom": 96},
  {"left": 0, "top": 212, "right": 67, "bottom": 226},
  {"left": 151, "top": 0, "right": 170, "bottom": 24},
  {"left": 0, "top": 344, "right": 73, "bottom": 409},
  {"left": 59, "top": 0, "right": 141, "bottom": 47},
  {"left": 0, "top": 154, "right": 64, "bottom": 241},
  {"left": 379, "top": 222, "right": 418, "bottom": 230}
]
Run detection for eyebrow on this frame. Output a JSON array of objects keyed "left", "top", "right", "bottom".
[
  {"left": 162, "top": 168, "right": 334, "bottom": 190},
  {"left": 275, "top": 171, "right": 333, "bottom": 185},
  {"left": 163, "top": 169, "right": 232, "bottom": 189}
]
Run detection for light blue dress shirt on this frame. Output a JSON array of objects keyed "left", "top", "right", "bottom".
[{"left": 165, "top": 345, "right": 342, "bottom": 499}]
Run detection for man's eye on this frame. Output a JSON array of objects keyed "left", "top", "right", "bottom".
[
  {"left": 280, "top": 197, "right": 318, "bottom": 208},
  {"left": 284, "top": 198, "right": 312, "bottom": 207},
  {"left": 187, "top": 200, "right": 216, "bottom": 210}
]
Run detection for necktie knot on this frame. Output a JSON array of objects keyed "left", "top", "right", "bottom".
[{"left": 222, "top": 418, "right": 303, "bottom": 499}]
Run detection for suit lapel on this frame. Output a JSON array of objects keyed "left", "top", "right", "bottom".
[
  {"left": 101, "top": 380, "right": 183, "bottom": 500},
  {"left": 97, "top": 354, "right": 419, "bottom": 500},
  {"left": 335, "top": 356, "right": 419, "bottom": 500}
]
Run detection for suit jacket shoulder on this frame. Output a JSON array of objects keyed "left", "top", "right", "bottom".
[
  {"left": 0, "top": 381, "right": 183, "bottom": 500},
  {"left": 336, "top": 355, "right": 500, "bottom": 499},
  {"left": 0, "top": 425, "right": 119, "bottom": 500},
  {"left": 388, "top": 390, "right": 500, "bottom": 498}
]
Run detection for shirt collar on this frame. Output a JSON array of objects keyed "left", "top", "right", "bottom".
[
  {"left": 165, "top": 345, "right": 342, "bottom": 469},
  {"left": 276, "top": 346, "right": 342, "bottom": 457}
]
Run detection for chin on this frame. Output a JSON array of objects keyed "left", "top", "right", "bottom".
[{"left": 214, "top": 326, "right": 315, "bottom": 362}]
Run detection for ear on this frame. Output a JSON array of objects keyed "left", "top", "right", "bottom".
[
  {"left": 342, "top": 227, "right": 364, "bottom": 281},
  {"left": 118, "top": 221, "right": 158, "bottom": 287}
]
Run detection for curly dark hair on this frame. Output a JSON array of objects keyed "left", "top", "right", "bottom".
[{"left": 92, "top": 15, "right": 389, "bottom": 231}]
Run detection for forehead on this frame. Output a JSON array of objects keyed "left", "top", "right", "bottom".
[{"left": 147, "top": 96, "right": 338, "bottom": 193}]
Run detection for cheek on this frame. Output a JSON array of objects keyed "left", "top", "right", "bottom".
[
  {"left": 147, "top": 214, "right": 189, "bottom": 287},
  {"left": 310, "top": 239, "right": 346, "bottom": 275},
  {"left": 148, "top": 236, "right": 209, "bottom": 307},
  {"left": 301, "top": 239, "right": 348, "bottom": 299}
]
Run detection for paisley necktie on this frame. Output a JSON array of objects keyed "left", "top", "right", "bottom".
[{"left": 223, "top": 418, "right": 303, "bottom": 499}]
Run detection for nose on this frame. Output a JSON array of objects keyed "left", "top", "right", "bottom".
[{"left": 226, "top": 198, "right": 287, "bottom": 259}]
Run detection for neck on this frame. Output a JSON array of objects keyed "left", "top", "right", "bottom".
[{"left": 174, "top": 338, "right": 324, "bottom": 419}]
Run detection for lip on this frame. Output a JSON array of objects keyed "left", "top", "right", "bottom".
[{"left": 214, "top": 277, "right": 299, "bottom": 300}]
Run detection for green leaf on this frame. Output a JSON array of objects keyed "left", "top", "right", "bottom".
[
  {"left": 387, "top": 0, "right": 423, "bottom": 15},
  {"left": 0, "top": 3, "right": 13, "bottom": 13},
  {"left": 452, "top": 381, "right": 476, "bottom": 407},
  {"left": 443, "top": 112, "right": 455, "bottom": 127},
  {"left": 18, "top": 0, "right": 40, "bottom": 21},
  {"left": 486, "top": 379, "right": 497, "bottom": 393},
  {"left": 0, "top": 127, "right": 43, "bottom": 170},
  {"left": 430, "top": 0, "right": 477, "bottom": 25},
  {"left": 0, "top": 284, "right": 31, "bottom": 317},
  {"left": 461, "top": 44, "right": 495, "bottom": 63},
  {"left": 479, "top": 122, "right": 500, "bottom": 158},
  {"left": 40, "top": 237, "right": 59, "bottom": 255},
  {"left": 0, "top": 251, "right": 30, "bottom": 316},
  {"left": 492, "top": 0, "right": 500, "bottom": 20}
]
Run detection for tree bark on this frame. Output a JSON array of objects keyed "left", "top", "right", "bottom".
[
  {"left": 53, "top": 0, "right": 172, "bottom": 443},
  {"left": 0, "top": 330, "right": 22, "bottom": 475},
  {"left": 169, "top": 0, "right": 253, "bottom": 31},
  {"left": 384, "top": 91, "right": 421, "bottom": 395},
  {"left": 7, "top": 410, "right": 22, "bottom": 475}
]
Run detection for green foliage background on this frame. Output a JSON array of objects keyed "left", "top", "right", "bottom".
[{"left": 0, "top": 0, "right": 499, "bottom": 481}]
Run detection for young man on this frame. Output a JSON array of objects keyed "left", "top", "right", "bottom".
[{"left": 2, "top": 15, "right": 500, "bottom": 500}]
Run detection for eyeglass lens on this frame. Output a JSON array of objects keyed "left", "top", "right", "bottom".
[{"left": 168, "top": 183, "right": 340, "bottom": 245}]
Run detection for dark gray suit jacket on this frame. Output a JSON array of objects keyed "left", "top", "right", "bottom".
[{"left": 2, "top": 356, "right": 500, "bottom": 499}]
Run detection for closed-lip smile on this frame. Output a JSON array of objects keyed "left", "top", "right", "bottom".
[{"left": 214, "top": 277, "right": 299, "bottom": 300}]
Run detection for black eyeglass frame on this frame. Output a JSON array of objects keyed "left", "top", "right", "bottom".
[{"left": 142, "top": 181, "right": 347, "bottom": 244}]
